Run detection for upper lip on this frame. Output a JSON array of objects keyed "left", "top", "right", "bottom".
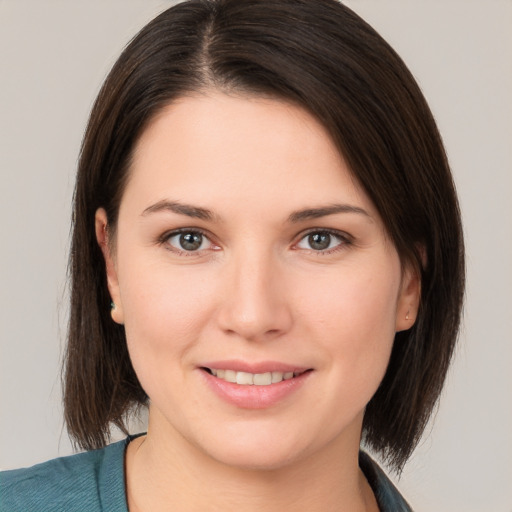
[{"left": 200, "top": 360, "right": 311, "bottom": 374}]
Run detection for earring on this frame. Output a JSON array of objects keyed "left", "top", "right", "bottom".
[
  {"left": 110, "top": 300, "right": 124, "bottom": 325},
  {"left": 405, "top": 310, "right": 410, "bottom": 320}
]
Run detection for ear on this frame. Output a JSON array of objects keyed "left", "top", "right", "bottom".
[
  {"left": 395, "top": 261, "right": 422, "bottom": 332},
  {"left": 95, "top": 208, "right": 124, "bottom": 325}
]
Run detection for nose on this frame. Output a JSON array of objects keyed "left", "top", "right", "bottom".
[{"left": 216, "top": 249, "right": 293, "bottom": 342}]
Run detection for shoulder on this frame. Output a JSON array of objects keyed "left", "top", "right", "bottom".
[
  {"left": 359, "top": 451, "right": 414, "bottom": 512},
  {"left": 0, "top": 438, "right": 129, "bottom": 512}
]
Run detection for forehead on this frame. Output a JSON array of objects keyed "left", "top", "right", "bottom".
[{"left": 124, "top": 92, "right": 376, "bottom": 219}]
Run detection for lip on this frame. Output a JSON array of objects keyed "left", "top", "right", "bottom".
[
  {"left": 199, "top": 360, "right": 313, "bottom": 409},
  {"left": 201, "top": 360, "right": 310, "bottom": 374}
]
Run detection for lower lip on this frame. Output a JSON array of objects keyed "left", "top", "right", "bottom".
[{"left": 200, "top": 370, "right": 312, "bottom": 409}]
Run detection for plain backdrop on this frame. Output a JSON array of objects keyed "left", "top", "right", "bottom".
[{"left": 1, "top": 1, "right": 511, "bottom": 511}]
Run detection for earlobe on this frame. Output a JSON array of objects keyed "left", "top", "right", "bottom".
[
  {"left": 395, "top": 263, "right": 421, "bottom": 332},
  {"left": 95, "top": 208, "right": 124, "bottom": 325}
]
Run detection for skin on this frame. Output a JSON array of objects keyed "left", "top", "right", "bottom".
[{"left": 96, "top": 92, "right": 420, "bottom": 512}]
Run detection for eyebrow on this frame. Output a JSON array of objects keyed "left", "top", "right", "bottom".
[
  {"left": 141, "top": 200, "right": 370, "bottom": 223},
  {"left": 288, "top": 204, "right": 371, "bottom": 223},
  {"left": 141, "top": 200, "right": 216, "bottom": 221}
]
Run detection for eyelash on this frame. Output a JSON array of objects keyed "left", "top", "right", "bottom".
[
  {"left": 294, "top": 229, "right": 352, "bottom": 255},
  {"left": 157, "top": 228, "right": 352, "bottom": 256},
  {"left": 157, "top": 228, "right": 217, "bottom": 257}
]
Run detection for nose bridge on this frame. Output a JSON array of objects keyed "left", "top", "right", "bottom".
[{"left": 217, "top": 243, "right": 292, "bottom": 341}]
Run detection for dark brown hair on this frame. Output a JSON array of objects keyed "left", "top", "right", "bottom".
[{"left": 64, "top": 0, "right": 464, "bottom": 472}]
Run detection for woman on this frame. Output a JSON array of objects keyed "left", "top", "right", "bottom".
[{"left": 0, "top": 0, "right": 464, "bottom": 511}]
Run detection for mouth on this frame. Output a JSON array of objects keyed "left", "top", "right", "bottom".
[
  {"left": 200, "top": 367, "right": 311, "bottom": 386},
  {"left": 200, "top": 363, "right": 313, "bottom": 408}
]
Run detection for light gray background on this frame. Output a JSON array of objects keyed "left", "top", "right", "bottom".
[{"left": 1, "top": 1, "right": 511, "bottom": 511}]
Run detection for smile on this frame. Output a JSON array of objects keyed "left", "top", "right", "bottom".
[
  {"left": 200, "top": 364, "right": 313, "bottom": 408},
  {"left": 203, "top": 368, "right": 307, "bottom": 386}
]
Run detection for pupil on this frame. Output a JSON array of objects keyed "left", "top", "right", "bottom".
[
  {"left": 180, "top": 232, "right": 202, "bottom": 251},
  {"left": 309, "top": 232, "right": 330, "bottom": 250}
]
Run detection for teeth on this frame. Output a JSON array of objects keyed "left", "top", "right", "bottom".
[
  {"left": 225, "top": 369, "right": 237, "bottom": 383},
  {"left": 207, "top": 368, "right": 303, "bottom": 385},
  {"left": 253, "top": 372, "right": 272, "bottom": 385},
  {"left": 271, "top": 371, "right": 282, "bottom": 383},
  {"left": 236, "top": 371, "right": 254, "bottom": 385}
]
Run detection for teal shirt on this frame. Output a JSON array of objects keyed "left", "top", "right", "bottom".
[
  {"left": 0, "top": 438, "right": 128, "bottom": 512},
  {"left": 0, "top": 437, "right": 412, "bottom": 511}
]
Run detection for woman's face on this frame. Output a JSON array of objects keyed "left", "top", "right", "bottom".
[{"left": 97, "top": 92, "right": 419, "bottom": 469}]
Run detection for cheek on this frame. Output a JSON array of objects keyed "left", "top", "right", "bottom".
[
  {"left": 117, "top": 257, "right": 219, "bottom": 379},
  {"left": 302, "top": 264, "right": 400, "bottom": 384},
  {"left": 305, "top": 265, "right": 399, "bottom": 334}
]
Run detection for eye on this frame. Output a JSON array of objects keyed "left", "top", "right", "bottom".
[
  {"left": 165, "top": 230, "right": 213, "bottom": 252},
  {"left": 296, "top": 230, "right": 347, "bottom": 252}
]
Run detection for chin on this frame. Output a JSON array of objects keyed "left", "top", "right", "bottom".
[
  {"left": 207, "top": 443, "right": 301, "bottom": 472},
  {"left": 188, "top": 424, "right": 307, "bottom": 471}
]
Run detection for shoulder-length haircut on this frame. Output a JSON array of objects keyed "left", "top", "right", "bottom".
[{"left": 64, "top": 0, "right": 464, "bottom": 472}]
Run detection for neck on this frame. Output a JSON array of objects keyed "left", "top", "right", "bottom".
[{"left": 125, "top": 412, "right": 378, "bottom": 512}]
